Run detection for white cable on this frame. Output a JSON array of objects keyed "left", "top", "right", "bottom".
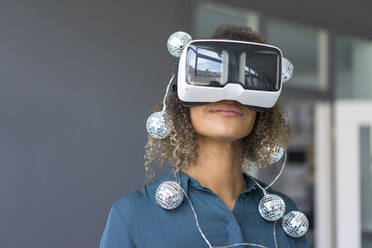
[
  {"left": 264, "top": 150, "right": 287, "bottom": 190},
  {"left": 273, "top": 220, "right": 278, "bottom": 248},
  {"left": 178, "top": 186, "right": 213, "bottom": 248},
  {"left": 214, "top": 242, "right": 268, "bottom": 248},
  {"left": 213, "top": 243, "right": 267, "bottom": 248},
  {"left": 161, "top": 74, "right": 175, "bottom": 112},
  {"left": 171, "top": 126, "right": 289, "bottom": 248},
  {"left": 249, "top": 149, "right": 287, "bottom": 194},
  {"left": 179, "top": 185, "right": 269, "bottom": 248}
]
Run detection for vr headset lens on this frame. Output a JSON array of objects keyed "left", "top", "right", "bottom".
[{"left": 185, "top": 41, "right": 282, "bottom": 91}]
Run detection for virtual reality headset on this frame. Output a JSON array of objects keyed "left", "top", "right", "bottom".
[{"left": 173, "top": 39, "right": 293, "bottom": 112}]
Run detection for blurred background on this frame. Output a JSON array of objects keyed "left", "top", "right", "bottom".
[{"left": 1, "top": 0, "right": 372, "bottom": 247}]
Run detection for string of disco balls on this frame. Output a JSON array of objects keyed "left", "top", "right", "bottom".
[
  {"left": 155, "top": 147, "right": 308, "bottom": 248},
  {"left": 147, "top": 31, "right": 309, "bottom": 247}
]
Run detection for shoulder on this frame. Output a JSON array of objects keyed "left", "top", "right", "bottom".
[
  {"left": 109, "top": 186, "right": 154, "bottom": 233},
  {"left": 100, "top": 177, "right": 167, "bottom": 248},
  {"left": 110, "top": 170, "right": 172, "bottom": 225},
  {"left": 273, "top": 190, "right": 300, "bottom": 212},
  {"left": 249, "top": 176, "right": 300, "bottom": 212},
  {"left": 250, "top": 179, "right": 309, "bottom": 246},
  {"left": 112, "top": 189, "right": 148, "bottom": 216}
]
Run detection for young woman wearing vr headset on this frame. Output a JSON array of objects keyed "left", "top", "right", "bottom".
[{"left": 100, "top": 25, "right": 309, "bottom": 248}]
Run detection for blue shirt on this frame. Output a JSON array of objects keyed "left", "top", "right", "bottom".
[{"left": 100, "top": 168, "right": 309, "bottom": 248}]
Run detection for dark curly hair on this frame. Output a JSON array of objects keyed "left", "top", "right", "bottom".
[{"left": 144, "top": 25, "right": 291, "bottom": 181}]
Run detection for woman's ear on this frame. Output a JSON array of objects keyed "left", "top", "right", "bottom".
[
  {"left": 171, "top": 62, "right": 179, "bottom": 92},
  {"left": 172, "top": 83, "right": 177, "bottom": 92},
  {"left": 250, "top": 112, "right": 259, "bottom": 131}
]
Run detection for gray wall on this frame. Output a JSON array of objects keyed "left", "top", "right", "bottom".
[
  {"left": 210, "top": 0, "right": 372, "bottom": 40},
  {"left": 1, "top": 1, "right": 372, "bottom": 248},
  {"left": 0, "top": 1, "right": 186, "bottom": 247}
]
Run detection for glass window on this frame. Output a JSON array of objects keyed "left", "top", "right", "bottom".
[
  {"left": 192, "top": 2, "right": 258, "bottom": 39},
  {"left": 359, "top": 126, "right": 372, "bottom": 247},
  {"left": 335, "top": 36, "right": 372, "bottom": 100},
  {"left": 266, "top": 19, "right": 325, "bottom": 90}
]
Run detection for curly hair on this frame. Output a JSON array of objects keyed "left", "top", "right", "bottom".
[{"left": 144, "top": 25, "right": 291, "bottom": 181}]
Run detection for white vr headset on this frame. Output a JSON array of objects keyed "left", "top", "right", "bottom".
[{"left": 171, "top": 38, "right": 293, "bottom": 112}]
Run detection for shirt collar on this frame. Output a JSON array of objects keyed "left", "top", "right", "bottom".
[{"left": 161, "top": 167, "right": 257, "bottom": 196}]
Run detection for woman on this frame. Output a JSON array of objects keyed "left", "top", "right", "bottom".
[{"left": 99, "top": 25, "right": 309, "bottom": 248}]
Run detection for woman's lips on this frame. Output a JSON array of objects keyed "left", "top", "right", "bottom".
[
  {"left": 212, "top": 110, "right": 242, "bottom": 117},
  {"left": 209, "top": 104, "right": 243, "bottom": 116}
]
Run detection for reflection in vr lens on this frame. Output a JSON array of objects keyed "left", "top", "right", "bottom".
[
  {"left": 245, "top": 53, "right": 277, "bottom": 91},
  {"left": 188, "top": 46, "right": 224, "bottom": 86},
  {"left": 186, "top": 43, "right": 279, "bottom": 91}
]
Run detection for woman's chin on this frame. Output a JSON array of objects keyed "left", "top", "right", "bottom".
[{"left": 199, "top": 132, "right": 246, "bottom": 143}]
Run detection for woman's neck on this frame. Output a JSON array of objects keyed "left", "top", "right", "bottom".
[{"left": 181, "top": 134, "right": 248, "bottom": 210}]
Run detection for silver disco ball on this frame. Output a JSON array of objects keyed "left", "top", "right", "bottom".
[
  {"left": 282, "top": 211, "right": 309, "bottom": 238},
  {"left": 167, "top": 31, "right": 192, "bottom": 57},
  {"left": 267, "top": 146, "right": 285, "bottom": 164},
  {"left": 282, "top": 57, "right": 294, "bottom": 82},
  {"left": 155, "top": 181, "right": 184, "bottom": 210},
  {"left": 258, "top": 193, "right": 286, "bottom": 221},
  {"left": 146, "top": 111, "right": 171, "bottom": 139}
]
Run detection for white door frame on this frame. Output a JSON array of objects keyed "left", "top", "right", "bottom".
[
  {"left": 335, "top": 100, "right": 372, "bottom": 248},
  {"left": 314, "top": 102, "right": 334, "bottom": 248}
]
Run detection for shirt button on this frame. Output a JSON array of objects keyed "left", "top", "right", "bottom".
[{"left": 241, "top": 194, "right": 247, "bottom": 199}]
